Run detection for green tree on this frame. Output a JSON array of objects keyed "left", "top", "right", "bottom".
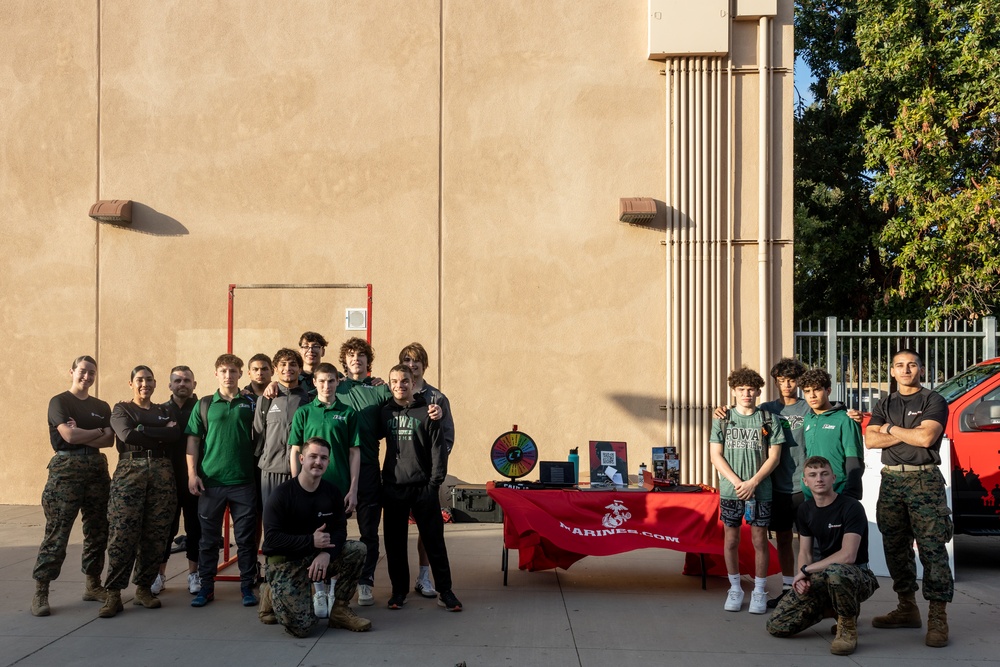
[
  {"left": 834, "top": 0, "right": 1000, "bottom": 319},
  {"left": 793, "top": 0, "right": 903, "bottom": 321}
]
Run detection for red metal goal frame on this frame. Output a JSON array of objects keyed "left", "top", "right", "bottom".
[{"left": 213, "top": 283, "right": 373, "bottom": 581}]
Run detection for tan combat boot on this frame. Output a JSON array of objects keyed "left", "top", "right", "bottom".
[
  {"left": 328, "top": 599, "right": 372, "bottom": 632},
  {"left": 925, "top": 600, "right": 949, "bottom": 647},
  {"left": 258, "top": 582, "right": 276, "bottom": 624},
  {"left": 31, "top": 580, "right": 51, "bottom": 617},
  {"left": 83, "top": 575, "right": 108, "bottom": 602},
  {"left": 872, "top": 592, "right": 921, "bottom": 628},
  {"left": 98, "top": 589, "right": 123, "bottom": 618},
  {"left": 133, "top": 586, "right": 162, "bottom": 609},
  {"left": 830, "top": 615, "right": 858, "bottom": 655}
]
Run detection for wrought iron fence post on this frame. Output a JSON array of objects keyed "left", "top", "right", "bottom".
[
  {"left": 825, "top": 316, "right": 838, "bottom": 397},
  {"left": 985, "top": 316, "right": 997, "bottom": 359}
]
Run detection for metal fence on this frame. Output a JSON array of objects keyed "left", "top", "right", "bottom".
[{"left": 794, "top": 316, "right": 999, "bottom": 411}]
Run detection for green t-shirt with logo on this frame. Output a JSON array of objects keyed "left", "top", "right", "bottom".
[
  {"left": 185, "top": 391, "right": 255, "bottom": 487},
  {"left": 288, "top": 397, "right": 360, "bottom": 495},
  {"left": 759, "top": 398, "right": 810, "bottom": 494},
  {"left": 709, "top": 408, "right": 785, "bottom": 501}
]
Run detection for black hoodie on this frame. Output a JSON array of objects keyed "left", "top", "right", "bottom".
[{"left": 379, "top": 393, "right": 445, "bottom": 490}]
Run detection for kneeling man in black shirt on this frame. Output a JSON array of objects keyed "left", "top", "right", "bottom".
[
  {"left": 260, "top": 437, "right": 371, "bottom": 637},
  {"left": 766, "top": 456, "right": 879, "bottom": 656}
]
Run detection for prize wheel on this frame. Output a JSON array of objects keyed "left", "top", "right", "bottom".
[{"left": 491, "top": 430, "right": 538, "bottom": 480}]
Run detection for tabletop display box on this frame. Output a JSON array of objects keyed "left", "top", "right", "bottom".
[
  {"left": 652, "top": 446, "right": 681, "bottom": 484},
  {"left": 588, "top": 440, "right": 628, "bottom": 486},
  {"left": 450, "top": 484, "right": 504, "bottom": 523}
]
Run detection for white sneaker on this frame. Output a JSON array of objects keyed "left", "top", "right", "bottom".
[
  {"left": 357, "top": 584, "right": 374, "bottom": 607},
  {"left": 724, "top": 588, "right": 745, "bottom": 612},
  {"left": 414, "top": 575, "right": 437, "bottom": 598},
  {"left": 313, "top": 591, "right": 329, "bottom": 619},
  {"left": 748, "top": 591, "right": 768, "bottom": 614},
  {"left": 188, "top": 572, "right": 201, "bottom": 595},
  {"left": 150, "top": 573, "right": 165, "bottom": 595}
]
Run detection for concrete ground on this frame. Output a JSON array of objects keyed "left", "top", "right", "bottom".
[{"left": 1, "top": 504, "right": 998, "bottom": 667}]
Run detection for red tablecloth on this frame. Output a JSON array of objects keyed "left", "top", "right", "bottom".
[{"left": 487, "top": 482, "right": 779, "bottom": 576}]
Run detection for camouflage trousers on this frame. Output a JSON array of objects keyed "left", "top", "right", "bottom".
[
  {"left": 33, "top": 453, "right": 110, "bottom": 582},
  {"left": 105, "top": 458, "right": 177, "bottom": 590},
  {"left": 767, "top": 564, "right": 879, "bottom": 637},
  {"left": 877, "top": 468, "right": 954, "bottom": 602},
  {"left": 265, "top": 540, "right": 367, "bottom": 638}
]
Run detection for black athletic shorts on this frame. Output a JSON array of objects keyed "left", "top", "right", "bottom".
[{"left": 720, "top": 498, "right": 771, "bottom": 528}]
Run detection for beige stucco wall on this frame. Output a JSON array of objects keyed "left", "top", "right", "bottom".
[{"left": 1, "top": 0, "right": 792, "bottom": 504}]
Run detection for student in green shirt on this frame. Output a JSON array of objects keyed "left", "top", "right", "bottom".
[
  {"left": 800, "top": 368, "right": 864, "bottom": 501},
  {"left": 185, "top": 354, "right": 258, "bottom": 609},
  {"left": 287, "top": 361, "right": 360, "bottom": 620},
  {"left": 709, "top": 367, "right": 784, "bottom": 616},
  {"left": 289, "top": 363, "right": 360, "bottom": 512}
]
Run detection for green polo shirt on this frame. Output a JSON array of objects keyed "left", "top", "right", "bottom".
[
  {"left": 288, "top": 397, "right": 360, "bottom": 495},
  {"left": 336, "top": 378, "right": 392, "bottom": 466},
  {"left": 185, "top": 391, "right": 255, "bottom": 488}
]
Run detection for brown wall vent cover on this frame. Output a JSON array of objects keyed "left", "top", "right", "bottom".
[{"left": 88, "top": 200, "right": 132, "bottom": 224}]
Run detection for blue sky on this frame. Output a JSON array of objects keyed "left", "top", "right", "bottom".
[{"left": 794, "top": 55, "right": 817, "bottom": 108}]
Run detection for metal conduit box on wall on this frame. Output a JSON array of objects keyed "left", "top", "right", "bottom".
[
  {"left": 648, "top": 0, "right": 730, "bottom": 59},
  {"left": 734, "top": 0, "right": 779, "bottom": 19}
]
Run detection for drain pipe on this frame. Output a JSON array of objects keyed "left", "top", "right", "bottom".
[{"left": 757, "top": 16, "right": 771, "bottom": 380}]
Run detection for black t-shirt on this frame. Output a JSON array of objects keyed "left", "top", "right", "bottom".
[
  {"left": 868, "top": 387, "right": 948, "bottom": 466},
  {"left": 110, "top": 402, "right": 181, "bottom": 454},
  {"left": 262, "top": 477, "right": 347, "bottom": 561},
  {"left": 47, "top": 391, "right": 112, "bottom": 451},
  {"left": 163, "top": 396, "right": 197, "bottom": 462},
  {"left": 797, "top": 494, "right": 869, "bottom": 566}
]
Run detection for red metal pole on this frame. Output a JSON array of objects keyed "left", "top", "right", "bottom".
[
  {"left": 227, "top": 284, "right": 236, "bottom": 354},
  {"left": 366, "top": 283, "right": 373, "bottom": 345}
]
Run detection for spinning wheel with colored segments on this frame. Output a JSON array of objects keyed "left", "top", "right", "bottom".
[{"left": 490, "top": 430, "right": 538, "bottom": 480}]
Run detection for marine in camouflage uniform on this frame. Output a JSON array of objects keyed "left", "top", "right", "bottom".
[
  {"left": 33, "top": 362, "right": 115, "bottom": 617},
  {"left": 865, "top": 350, "right": 952, "bottom": 648},
  {"left": 100, "top": 373, "right": 182, "bottom": 617},
  {"left": 767, "top": 456, "right": 876, "bottom": 655},
  {"left": 262, "top": 438, "right": 371, "bottom": 637},
  {"left": 264, "top": 541, "right": 367, "bottom": 637}
]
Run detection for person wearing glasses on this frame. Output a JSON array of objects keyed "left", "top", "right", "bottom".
[{"left": 298, "top": 331, "right": 328, "bottom": 396}]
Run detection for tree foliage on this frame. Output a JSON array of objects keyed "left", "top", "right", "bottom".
[
  {"left": 793, "top": 0, "right": 905, "bottom": 321},
  {"left": 832, "top": 0, "right": 1000, "bottom": 319}
]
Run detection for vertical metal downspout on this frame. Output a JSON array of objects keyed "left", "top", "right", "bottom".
[{"left": 758, "top": 16, "right": 771, "bottom": 380}]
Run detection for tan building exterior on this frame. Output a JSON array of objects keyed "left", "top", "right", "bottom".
[{"left": 1, "top": 1, "right": 793, "bottom": 504}]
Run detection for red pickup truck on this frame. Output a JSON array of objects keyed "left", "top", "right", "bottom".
[{"left": 862, "top": 358, "right": 1000, "bottom": 535}]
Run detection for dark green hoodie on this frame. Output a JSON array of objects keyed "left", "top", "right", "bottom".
[{"left": 803, "top": 403, "right": 864, "bottom": 500}]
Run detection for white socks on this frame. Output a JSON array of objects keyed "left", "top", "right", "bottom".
[
  {"left": 419, "top": 565, "right": 430, "bottom": 578},
  {"left": 728, "top": 574, "right": 741, "bottom": 591},
  {"left": 782, "top": 575, "right": 794, "bottom": 588},
  {"left": 754, "top": 577, "right": 767, "bottom": 594}
]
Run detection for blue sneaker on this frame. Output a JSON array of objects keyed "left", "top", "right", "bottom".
[
  {"left": 241, "top": 586, "right": 258, "bottom": 607},
  {"left": 191, "top": 590, "right": 214, "bottom": 607}
]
